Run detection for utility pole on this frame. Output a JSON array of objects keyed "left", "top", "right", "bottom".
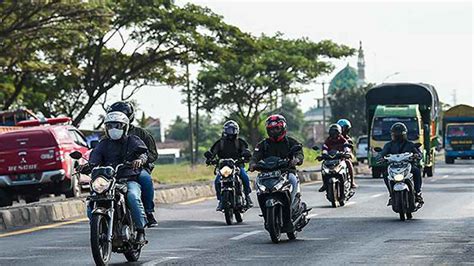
[
  {"left": 314, "top": 81, "right": 328, "bottom": 131},
  {"left": 185, "top": 59, "right": 195, "bottom": 166}
]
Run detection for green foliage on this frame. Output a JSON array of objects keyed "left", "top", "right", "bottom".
[
  {"left": 166, "top": 116, "right": 189, "bottom": 141},
  {"left": 328, "top": 84, "right": 373, "bottom": 137},
  {"left": 198, "top": 34, "right": 355, "bottom": 145}
]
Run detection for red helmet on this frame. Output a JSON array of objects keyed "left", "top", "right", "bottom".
[{"left": 265, "top": 114, "right": 287, "bottom": 142}]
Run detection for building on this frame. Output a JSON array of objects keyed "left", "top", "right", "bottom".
[{"left": 304, "top": 41, "right": 366, "bottom": 144}]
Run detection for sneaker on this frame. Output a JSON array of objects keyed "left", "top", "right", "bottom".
[
  {"left": 351, "top": 183, "right": 359, "bottom": 189},
  {"left": 136, "top": 229, "right": 147, "bottom": 245},
  {"left": 146, "top": 213, "right": 158, "bottom": 228},
  {"left": 415, "top": 193, "right": 424, "bottom": 204},
  {"left": 245, "top": 195, "right": 254, "bottom": 208},
  {"left": 216, "top": 201, "right": 223, "bottom": 212},
  {"left": 318, "top": 184, "right": 327, "bottom": 192}
]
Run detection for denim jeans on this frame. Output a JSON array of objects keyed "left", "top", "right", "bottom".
[
  {"left": 215, "top": 167, "right": 251, "bottom": 200},
  {"left": 287, "top": 172, "right": 300, "bottom": 204},
  {"left": 87, "top": 181, "right": 147, "bottom": 229},
  {"left": 137, "top": 170, "right": 155, "bottom": 213}
]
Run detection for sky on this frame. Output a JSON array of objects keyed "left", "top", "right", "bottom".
[{"left": 81, "top": 0, "right": 473, "bottom": 133}]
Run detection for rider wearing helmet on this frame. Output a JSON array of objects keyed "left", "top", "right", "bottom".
[
  {"left": 88, "top": 111, "right": 148, "bottom": 244},
  {"left": 318, "top": 124, "right": 352, "bottom": 192},
  {"left": 378, "top": 122, "right": 423, "bottom": 205},
  {"left": 107, "top": 101, "right": 158, "bottom": 227},
  {"left": 249, "top": 114, "right": 305, "bottom": 206},
  {"left": 337, "top": 119, "right": 358, "bottom": 188},
  {"left": 206, "top": 120, "right": 253, "bottom": 211}
]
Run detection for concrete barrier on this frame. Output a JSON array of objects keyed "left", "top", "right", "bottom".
[{"left": 0, "top": 167, "right": 328, "bottom": 231}]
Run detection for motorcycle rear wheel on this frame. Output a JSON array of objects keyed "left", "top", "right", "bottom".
[
  {"left": 124, "top": 248, "right": 141, "bottom": 262},
  {"left": 406, "top": 212, "right": 413, "bottom": 220},
  {"left": 90, "top": 214, "right": 112, "bottom": 266},
  {"left": 234, "top": 211, "right": 243, "bottom": 223},
  {"left": 267, "top": 206, "right": 281, "bottom": 244},
  {"left": 287, "top": 231, "right": 297, "bottom": 240}
]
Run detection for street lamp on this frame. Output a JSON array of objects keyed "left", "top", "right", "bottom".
[{"left": 382, "top": 72, "right": 400, "bottom": 83}]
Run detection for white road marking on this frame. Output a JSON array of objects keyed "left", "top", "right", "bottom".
[
  {"left": 442, "top": 175, "right": 449, "bottom": 178},
  {"left": 230, "top": 230, "right": 263, "bottom": 240},
  {"left": 307, "top": 213, "right": 319, "bottom": 218},
  {"left": 370, "top": 193, "right": 384, "bottom": 198},
  {"left": 142, "top": 256, "right": 182, "bottom": 265},
  {"left": 147, "top": 224, "right": 252, "bottom": 230},
  {"left": 345, "top": 201, "right": 357, "bottom": 206}
]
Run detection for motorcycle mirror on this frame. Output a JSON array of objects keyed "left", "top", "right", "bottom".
[
  {"left": 290, "top": 145, "right": 303, "bottom": 153},
  {"left": 311, "top": 145, "right": 320, "bottom": 151},
  {"left": 241, "top": 149, "right": 251, "bottom": 158},
  {"left": 343, "top": 143, "right": 353, "bottom": 149},
  {"left": 204, "top": 151, "right": 213, "bottom": 159},
  {"left": 69, "top": 151, "right": 83, "bottom": 160},
  {"left": 89, "top": 140, "right": 99, "bottom": 149},
  {"left": 373, "top": 147, "right": 383, "bottom": 152},
  {"left": 414, "top": 143, "right": 422, "bottom": 148}
]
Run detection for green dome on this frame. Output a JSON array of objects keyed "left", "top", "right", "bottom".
[{"left": 328, "top": 64, "right": 358, "bottom": 94}]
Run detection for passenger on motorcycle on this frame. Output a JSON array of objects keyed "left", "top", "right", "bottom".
[
  {"left": 318, "top": 124, "right": 353, "bottom": 192},
  {"left": 249, "top": 114, "right": 305, "bottom": 206},
  {"left": 108, "top": 101, "right": 158, "bottom": 227},
  {"left": 337, "top": 119, "right": 358, "bottom": 188},
  {"left": 378, "top": 122, "right": 423, "bottom": 205},
  {"left": 206, "top": 120, "right": 253, "bottom": 211},
  {"left": 86, "top": 111, "right": 148, "bottom": 244}
]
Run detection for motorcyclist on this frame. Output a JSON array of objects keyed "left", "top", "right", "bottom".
[
  {"left": 337, "top": 119, "right": 358, "bottom": 188},
  {"left": 318, "top": 124, "right": 352, "bottom": 192},
  {"left": 378, "top": 122, "right": 423, "bottom": 205},
  {"left": 206, "top": 120, "right": 253, "bottom": 211},
  {"left": 107, "top": 101, "right": 158, "bottom": 227},
  {"left": 86, "top": 111, "right": 148, "bottom": 244},
  {"left": 249, "top": 114, "right": 305, "bottom": 208}
]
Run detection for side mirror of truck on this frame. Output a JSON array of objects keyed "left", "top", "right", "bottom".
[
  {"left": 373, "top": 147, "right": 383, "bottom": 152},
  {"left": 89, "top": 140, "right": 99, "bottom": 149},
  {"left": 69, "top": 151, "right": 83, "bottom": 160}
]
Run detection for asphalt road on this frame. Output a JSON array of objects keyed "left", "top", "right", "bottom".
[{"left": 0, "top": 160, "right": 473, "bottom": 265}]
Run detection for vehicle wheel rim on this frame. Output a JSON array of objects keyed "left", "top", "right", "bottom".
[{"left": 99, "top": 218, "right": 110, "bottom": 261}]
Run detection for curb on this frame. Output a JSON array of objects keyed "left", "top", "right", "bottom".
[{"left": 0, "top": 167, "right": 325, "bottom": 231}]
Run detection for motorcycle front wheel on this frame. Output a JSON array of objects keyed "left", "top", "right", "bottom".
[
  {"left": 328, "top": 182, "right": 338, "bottom": 208},
  {"left": 224, "top": 207, "right": 234, "bottom": 225},
  {"left": 90, "top": 214, "right": 112, "bottom": 266},
  {"left": 267, "top": 206, "right": 282, "bottom": 244}
]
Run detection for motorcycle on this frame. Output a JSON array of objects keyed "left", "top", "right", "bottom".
[
  {"left": 374, "top": 146, "right": 423, "bottom": 221},
  {"left": 313, "top": 146, "right": 355, "bottom": 207},
  {"left": 254, "top": 145, "right": 310, "bottom": 243},
  {"left": 69, "top": 151, "right": 146, "bottom": 266},
  {"left": 204, "top": 150, "right": 251, "bottom": 225}
]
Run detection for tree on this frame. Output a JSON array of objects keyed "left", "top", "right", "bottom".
[
  {"left": 328, "top": 84, "right": 373, "bottom": 137},
  {"left": 198, "top": 34, "right": 355, "bottom": 145},
  {"left": 166, "top": 116, "right": 189, "bottom": 141}
]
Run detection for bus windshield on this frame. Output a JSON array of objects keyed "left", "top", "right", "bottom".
[
  {"left": 372, "top": 117, "right": 419, "bottom": 141},
  {"left": 447, "top": 124, "right": 474, "bottom": 138}
]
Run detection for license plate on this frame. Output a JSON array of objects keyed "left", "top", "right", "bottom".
[
  {"left": 15, "top": 174, "right": 36, "bottom": 181},
  {"left": 259, "top": 170, "right": 281, "bottom": 179}
]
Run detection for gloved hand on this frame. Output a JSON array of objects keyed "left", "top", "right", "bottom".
[
  {"left": 132, "top": 159, "right": 144, "bottom": 170},
  {"left": 290, "top": 158, "right": 300, "bottom": 166},
  {"left": 205, "top": 159, "right": 212, "bottom": 166}
]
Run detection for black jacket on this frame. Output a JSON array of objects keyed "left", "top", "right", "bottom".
[
  {"left": 209, "top": 137, "right": 249, "bottom": 166},
  {"left": 379, "top": 140, "right": 422, "bottom": 167},
  {"left": 250, "top": 136, "right": 304, "bottom": 170},
  {"left": 89, "top": 135, "right": 148, "bottom": 179},
  {"left": 128, "top": 125, "right": 158, "bottom": 172}
]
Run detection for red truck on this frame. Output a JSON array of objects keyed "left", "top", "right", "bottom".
[{"left": 0, "top": 117, "right": 92, "bottom": 207}]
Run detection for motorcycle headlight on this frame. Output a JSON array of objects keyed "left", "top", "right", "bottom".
[
  {"left": 91, "top": 176, "right": 111, "bottom": 194},
  {"left": 219, "top": 166, "right": 233, "bottom": 178},
  {"left": 393, "top": 174, "right": 404, "bottom": 182}
]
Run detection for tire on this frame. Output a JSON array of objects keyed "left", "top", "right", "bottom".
[
  {"left": 372, "top": 168, "right": 381, "bottom": 178},
  {"left": 0, "top": 190, "right": 13, "bottom": 207},
  {"left": 425, "top": 166, "right": 434, "bottom": 177},
  {"left": 124, "top": 248, "right": 141, "bottom": 262},
  {"left": 24, "top": 195, "right": 40, "bottom": 204},
  {"left": 287, "top": 231, "right": 297, "bottom": 240},
  {"left": 394, "top": 192, "right": 406, "bottom": 221},
  {"left": 267, "top": 206, "right": 281, "bottom": 244},
  {"left": 65, "top": 175, "right": 81, "bottom": 198},
  {"left": 90, "top": 214, "right": 112, "bottom": 266},
  {"left": 406, "top": 212, "right": 413, "bottom": 220},
  {"left": 235, "top": 211, "right": 243, "bottom": 223},
  {"left": 328, "top": 182, "right": 338, "bottom": 208},
  {"left": 399, "top": 212, "right": 406, "bottom": 221},
  {"left": 224, "top": 207, "right": 234, "bottom": 225},
  {"left": 445, "top": 157, "right": 454, "bottom": 164}
]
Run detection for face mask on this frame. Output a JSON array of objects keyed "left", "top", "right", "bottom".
[{"left": 108, "top": 128, "right": 124, "bottom": 140}]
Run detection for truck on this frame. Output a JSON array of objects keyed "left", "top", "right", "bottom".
[
  {"left": 442, "top": 104, "right": 474, "bottom": 164},
  {"left": 366, "top": 83, "right": 440, "bottom": 178}
]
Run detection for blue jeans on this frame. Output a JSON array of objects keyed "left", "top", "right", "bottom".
[
  {"left": 215, "top": 167, "right": 251, "bottom": 200},
  {"left": 137, "top": 170, "right": 155, "bottom": 213},
  {"left": 87, "top": 181, "right": 147, "bottom": 229},
  {"left": 288, "top": 173, "right": 300, "bottom": 204}
]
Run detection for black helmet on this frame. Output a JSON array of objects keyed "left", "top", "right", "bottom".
[
  {"left": 223, "top": 120, "right": 239, "bottom": 139},
  {"left": 107, "top": 101, "right": 135, "bottom": 123},
  {"left": 328, "top": 124, "right": 342, "bottom": 138},
  {"left": 265, "top": 114, "right": 287, "bottom": 142},
  {"left": 391, "top": 122, "right": 408, "bottom": 142}
]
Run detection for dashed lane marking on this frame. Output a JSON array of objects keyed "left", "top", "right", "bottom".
[
  {"left": 179, "top": 196, "right": 215, "bottom": 205},
  {"left": 370, "top": 193, "right": 384, "bottom": 198},
  {"left": 230, "top": 230, "right": 263, "bottom": 240},
  {"left": 345, "top": 201, "right": 357, "bottom": 206},
  {"left": 307, "top": 213, "right": 319, "bottom": 218},
  {"left": 0, "top": 218, "right": 88, "bottom": 238}
]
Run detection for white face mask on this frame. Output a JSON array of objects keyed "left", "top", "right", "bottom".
[{"left": 108, "top": 128, "right": 124, "bottom": 140}]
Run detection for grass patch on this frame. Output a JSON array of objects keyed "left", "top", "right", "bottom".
[{"left": 152, "top": 163, "right": 215, "bottom": 184}]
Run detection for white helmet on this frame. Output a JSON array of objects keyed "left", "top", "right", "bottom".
[{"left": 104, "top": 111, "right": 129, "bottom": 140}]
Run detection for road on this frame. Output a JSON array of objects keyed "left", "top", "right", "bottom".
[{"left": 0, "top": 161, "right": 473, "bottom": 265}]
